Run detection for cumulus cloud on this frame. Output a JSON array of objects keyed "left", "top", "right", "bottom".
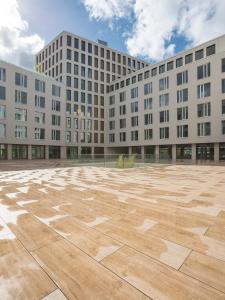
[
  {"left": 0, "top": 0, "right": 44, "bottom": 69},
  {"left": 82, "top": 0, "right": 134, "bottom": 21},
  {"left": 81, "top": 0, "right": 225, "bottom": 61}
]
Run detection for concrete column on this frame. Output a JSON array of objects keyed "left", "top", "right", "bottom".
[
  {"left": 60, "top": 146, "right": 67, "bottom": 159},
  {"left": 45, "top": 145, "right": 49, "bottom": 159},
  {"left": 172, "top": 144, "right": 176, "bottom": 162},
  {"left": 28, "top": 145, "right": 32, "bottom": 160},
  {"left": 128, "top": 146, "right": 132, "bottom": 155},
  {"left": 155, "top": 145, "right": 159, "bottom": 162},
  {"left": 7, "top": 144, "right": 12, "bottom": 160},
  {"left": 191, "top": 144, "right": 196, "bottom": 161},
  {"left": 91, "top": 146, "right": 95, "bottom": 158},
  {"left": 214, "top": 143, "right": 219, "bottom": 162},
  {"left": 141, "top": 146, "right": 145, "bottom": 160}
]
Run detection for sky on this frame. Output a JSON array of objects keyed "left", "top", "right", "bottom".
[{"left": 1, "top": 0, "right": 225, "bottom": 69}]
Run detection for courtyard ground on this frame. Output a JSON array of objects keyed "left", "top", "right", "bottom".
[{"left": 0, "top": 163, "right": 225, "bottom": 299}]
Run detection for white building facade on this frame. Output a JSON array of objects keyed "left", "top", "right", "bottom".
[
  {"left": 35, "top": 31, "right": 148, "bottom": 158},
  {"left": 105, "top": 35, "right": 225, "bottom": 161},
  {"left": 0, "top": 32, "right": 225, "bottom": 161},
  {"left": 0, "top": 60, "right": 66, "bottom": 160}
]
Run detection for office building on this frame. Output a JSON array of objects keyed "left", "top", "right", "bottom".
[
  {"left": 105, "top": 35, "right": 225, "bottom": 161},
  {"left": 35, "top": 31, "right": 148, "bottom": 158},
  {"left": 0, "top": 60, "right": 65, "bottom": 160}
]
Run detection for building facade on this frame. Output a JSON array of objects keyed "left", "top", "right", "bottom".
[
  {"left": 0, "top": 60, "right": 66, "bottom": 160},
  {"left": 35, "top": 31, "right": 148, "bottom": 158},
  {"left": 0, "top": 32, "right": 225, "bottom": 161},
  {"left": 105, "top": 35, "right": 225, "bottom": 161}
]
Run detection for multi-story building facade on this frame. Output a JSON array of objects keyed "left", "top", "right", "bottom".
[
  {"left": 35, "top": 31, "right": 148, "bottom": 158},
  {"left": 1, "top": 32, "right": 225, "bottom": 161},
  {"left": 106, "top": 34, "right": 225, "bottom": 161},
  {"left": 0, "top": 60, "right": 65, "bottom": 160}
]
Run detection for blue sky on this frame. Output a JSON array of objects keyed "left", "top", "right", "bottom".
[
  {"left": 1, "top": 0, "right": 225, "bottom": 68},
  {"left": 17, "top": 0, "right": 135, "bottom": 57}
]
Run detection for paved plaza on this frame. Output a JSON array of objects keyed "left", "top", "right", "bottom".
[{"left": 0, "top": 164, "right": 225, "bottom": 299}]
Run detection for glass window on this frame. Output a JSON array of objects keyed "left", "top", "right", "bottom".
[
  {"left": 197, "top": 83, "right": 211, "bottom": 98},
  {"left": 185, "top": 53, "right": 193, "bottom": 64},
  {"left": 160, "top": 127, "right": 169, "bottom": 139},
  {"left": 15, "top": 72, "right": 27, "bottom": 87},
  {"left": 206, "top": 44, "right": 215, "bottom": 56},
  {"left": 222, "top": 99, "right": 225, "bottom": 114},
  {"left": 159, "top": 64, "right": 165, "bottom": 74},
  {"left": 176, "top": 57, "right": 183, "bottom": 68},
  {"left": 15, "top": 125, "right": 27, "bottom": 139},
  {"left": 197, "top": 122, "right": 211, "bottom": 136},
  {"left": 0, "top": 86, "right": 6, "bottom": 100},
  {"left": 222, "top": 58, "right": 225, "bottom": 73},
  {"left": 167, "top": 61, "right": 173, "bottom": 71},
  {"left": 15, "top": 108, "right": 27, "bottom": 121},
  {"left": 195, "top": 49, "right": 204, "bottom": 60},
  {"left": 177, "top": 88, "right": 188, "bottom": 103},
  {"left": 197, "top": 63, "right": 210, "bottom": 79},
  {"left": 222, "top": 79, "right": 225, "bottom": 93},
  {"left": 0, "top": 68, "right": 6, "bottom": 81},
  {"left": 0, "top": 105, "right": 6, "bottom": 119},
  {"left": 15, "top": 90, "right": 27, "bottom": 104},
  {"left": 159, "top": 94, "right": 169, "bottom": 107}
]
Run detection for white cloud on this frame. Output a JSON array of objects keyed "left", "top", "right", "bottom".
[
  {"left": 82, "top": 0, "right": 134, "bottom": 21},
  {"left": 81, "top": 0, "right": 225, "bottom": 61},
  {"left": 0, "top": 0, "right": 44, "bottom": 69}
]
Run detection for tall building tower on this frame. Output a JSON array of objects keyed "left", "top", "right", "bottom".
[{"left": 35, "top": 31, "right": 148, "bottom": 158}]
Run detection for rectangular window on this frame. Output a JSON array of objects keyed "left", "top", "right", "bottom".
[
  {"left": 119, "top": 105, "right": 126, "bottom": 115},
  {"left": 0, "top": 86, "right": 6, "bottom": 100},
  {"left": 144, "top": 82, "right": 152, "bottom": 95},
  {"left": 109, "top": 133, "right": 115, "bottom": 143},
  {"left": 15, "top": 90, "right": 27, "bottom": 104},
  {"left": 119, "top": 132, "right": 126, "bottom": 142},
  {"left": 120, "top": 91, "right": 126, "bottom": 102},
  {"left": 34, "top": 111, "right": 45, "bottom": 124},
  {"left": 0, "top": 68, "right": 6, "bottom": 81},
  {"left": 185, "top": 53, "right": 193, "bottom": 64},
  {"left": 52, "top": 130, "right": 60, "bottom": 140},
  {"left": 131, "top": 101, "right": 138, "bottom": 113},
  {"left": 222, "top": 58, "right": 225, "bottom": 73},
  {"left": 52, "top": 99, "right": 60, "bottom": 111},
  {"left": 131, "top": 116, "right": 138, "bottom": 127},
  {"left": 206, "top": 44, "right": 215, "bottom": 56},
  {"left": 167, "top": 61, "right": 173, "bottom": 71},
  {"left": 222, "top": 99, "right": 225, "bottom": 114},
  {"left": 159, "top": 93, "right": 169, "bottom": 107},
  {"left": 159, "top": 77, "right": 169, "bottom": 91},
  {"left": 197, "top": 102, "right": 211, "bottom": 117},
  {"left": 144, "top": 98, "right": 152, "bottom": 110},
  {"left": 131, "top": 87, "right": 138, "bottom": 98},
  {"left": 109, "top": 120, "right": 115, "bottom": 130},
  {"left": 109, "top": 107, "right": 115, "bottom": 118},
  {"left": 52, "top": 85, "right": 60, "bottom": 97},
  {"left": 177, "top": 70, "right": 188, "bottom": 85},
  {"left": 120, "top": 119, "right": 126, "bottom": 129},
  {"left": 222, "top": 79, "right": 225, "bottom": 93},
  {"left": 197, "top": 63, "right": 210, "bottom": 79},
  {"left": 197, "top": 122, "right": 211, "bottom": 136},
  {"left": 222, "top": 120, "right": 225, "bottom": 135},
  {"left": 195, "top": 49, "right": 204, "bottom": 60},
  {"left": 144, "top": 113, "right": 153, "bottom": 125},
  {"left": 67, "top": 49, "right": 71, "bottom": 60},
  {"left": 15, "top": 108, "right": 27, "bottom": 121},
  {"left": 144, "top": 128, "right": 153, "bottom": 140},
  {"left": 109, "top": 95, "right": 115, "bottom": 105},
  {"left": 15, "top": 125, "right": 27, "bottom": 139},
  {"left": 176, "top": 57, "right": 183, "bottom": 68},
  {"left": 177, "top": 125, "right": 188, "bottom": 138},
  {"left": 15, "top": 72, "right": 27, "bottom": 87},
  {"left": 159, "top": 64, "right": 165, "bottom": 74},
  {"left": 197, "top": 83, "right": 211, "bottom": 98},
  {"left": 52, "top": 115, "right": 60, "bottom": 126},
  {"left": 160, "top": 127, "right": 169, "bottom": 139},
  {"left": 34, "top": 128, "right": 45, "bottom": 140},
  {"left": 177, "top": 106, "right": 188, "bottom": 120},
  {"left": 177, "top": 88, "right": 188, "bottom": 103},
  {"left": 160, "top": 110, "right": 169, "bottom": 123},
  {"left": 35, "top": 95, "right": 45, "bottom": 108},
  {"left": 131, "top": 130, "right": 138, "bottom": 141}
]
